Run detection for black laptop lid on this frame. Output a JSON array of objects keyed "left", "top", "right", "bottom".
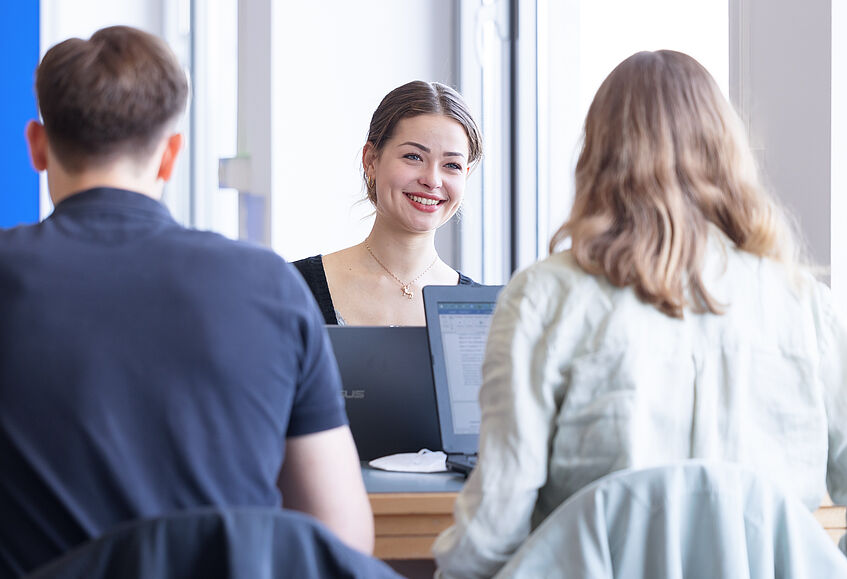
[
  {"left": 326, "top": 325, "right": 441, "bottom": 461},
  {"left": 423, "top": 285, "right": 503, "bottom": 455}
]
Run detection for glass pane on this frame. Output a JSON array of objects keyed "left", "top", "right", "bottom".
[{"left": 192, "top": 0, "right": 239, "bottom": 238}]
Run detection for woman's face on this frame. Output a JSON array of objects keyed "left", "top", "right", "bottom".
[{"left": 365, "top": 114, "right": 470, "bottom": 234}]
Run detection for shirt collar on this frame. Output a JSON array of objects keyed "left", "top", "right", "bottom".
[{"left": 50, "top": 187, "right": 176, "bottom": 224}]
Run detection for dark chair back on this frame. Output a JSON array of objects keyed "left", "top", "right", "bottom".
[{"left": 26, "top": 507, "right": 402, "bottom": 579}]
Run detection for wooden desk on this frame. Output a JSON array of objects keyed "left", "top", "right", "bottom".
[
  {"left": 370, "top": 491, "right": 457, "bottom": 559},
  {"left": 362, "top": 464, "right": 463, "bottom": 560},
  {"left": 364, "top": 464, "right": 847, "bottom": 560},
  {"left": 817, "top": 495, "right": 847, "bottom": 544}
]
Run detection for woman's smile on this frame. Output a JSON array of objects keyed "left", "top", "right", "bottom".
[{"left": 404, "top": 192, "right": 446, "bottom": 211}]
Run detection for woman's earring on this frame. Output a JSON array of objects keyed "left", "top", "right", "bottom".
[{"left": 366, "top": 174, "right": 373, "bottom": 188}]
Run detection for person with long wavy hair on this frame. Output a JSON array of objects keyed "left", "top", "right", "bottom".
[
  {"left": 555, "top": 49, "right": 801, "bottom": 318},
  {"left": 434, "top": 50, "right": 847, "bottom": 578}
]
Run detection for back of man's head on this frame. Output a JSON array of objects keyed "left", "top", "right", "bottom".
[{"left": 35, "top": 25, "right": 189, "bottom": 174}]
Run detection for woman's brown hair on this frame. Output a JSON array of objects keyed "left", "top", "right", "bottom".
[
  {"left": 364, "top": 81, "right": 483, "bottom": 204},
  {"left": 550, "top": 50, "right": 802, "bottom": 318}
]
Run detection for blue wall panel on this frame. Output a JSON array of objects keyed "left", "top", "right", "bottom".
[{"left": 0, "top": 3, "right": 40, "bottom": 227}]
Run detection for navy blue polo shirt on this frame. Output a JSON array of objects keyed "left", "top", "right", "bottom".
[{"left": 0, "top": 188, "right": 348, "bottom": 577}]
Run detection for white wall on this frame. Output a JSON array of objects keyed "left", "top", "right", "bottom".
[
  {"left": 832, "top": 0, "right": 847, "bottom": 309},
  {"left": 41, "top": 0, "right": 163, "bottom": 42},
  {"left": 730, "top": 0, "right": 831, "bottom": 272}
]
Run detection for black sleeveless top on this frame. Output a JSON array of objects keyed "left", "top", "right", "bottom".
[{"left": 292, "top": 254, "right": 478, "bottom": 325}]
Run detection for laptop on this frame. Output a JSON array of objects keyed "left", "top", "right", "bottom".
[
  {"left": 326, "top": 325, "right": 442, "bottom": 461},
  {"left": 423, "top": 284, "right": 504, "bottom": 476}
]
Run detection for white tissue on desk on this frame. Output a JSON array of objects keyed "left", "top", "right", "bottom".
[{"left": 368, "top": 449, "right": 448, "bottom": 473}]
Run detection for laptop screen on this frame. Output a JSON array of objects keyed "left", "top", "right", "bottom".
[
  {"left": 436, "top": 301, "right": 496, "bottom": 435},
  {"left": 326, "top": 326, "right": 441, "bottom": 460},
  {"left": 423, "top": 285, "right": 503, "bottom": 454}
]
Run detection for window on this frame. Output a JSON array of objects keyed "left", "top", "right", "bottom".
[
  {"left": 455, "top": 0, "right": 728, "bottom": 282},
  {"left": 190, "top": 0, "right": 239, "bottom": 238},
  {"left": 535, "top": 0, "right": 728, "bottom": 270}
]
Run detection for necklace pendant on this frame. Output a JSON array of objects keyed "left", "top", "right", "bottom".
[{"left": 402, "top": 285, "right": 414, "bottom": 299}]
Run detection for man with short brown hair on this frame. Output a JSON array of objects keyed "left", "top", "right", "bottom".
[{"left": 0, "top": 26, "right": 373, "bottom": 576}]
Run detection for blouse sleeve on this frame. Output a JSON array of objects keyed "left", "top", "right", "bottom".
[
  {"left": 433, "top": 267, "right": 562, "bottom": 578},
  {"left": 815, "top": 284, "right": 847, "bottom": 509}
]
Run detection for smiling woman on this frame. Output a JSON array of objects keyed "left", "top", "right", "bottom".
[{"left": 293, "top": 81, "right": 484, "bottom": 326}]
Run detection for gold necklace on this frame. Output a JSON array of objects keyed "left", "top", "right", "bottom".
[{"left": 364, "top": 240, "right": 438, "bottom": 300}]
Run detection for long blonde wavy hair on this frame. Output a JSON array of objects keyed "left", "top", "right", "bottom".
[{"left": 550, "top": 50, "right": 802, "bottom": 318}]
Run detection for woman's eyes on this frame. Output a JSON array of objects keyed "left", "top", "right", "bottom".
[{"left": 402, "top": 153, "right": 463, "bottom": 172}]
